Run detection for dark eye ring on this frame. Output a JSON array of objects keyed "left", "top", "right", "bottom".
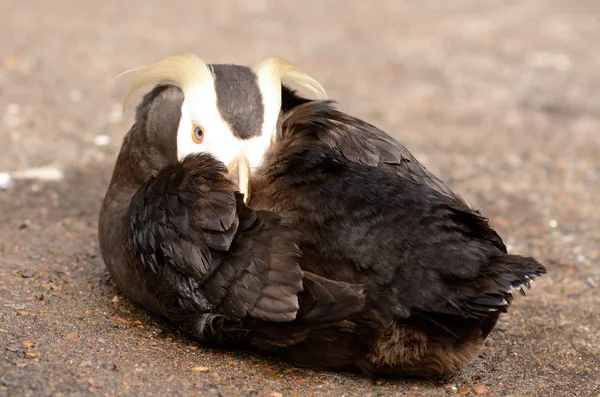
[{"left": 191, "top": 124, "right": 204, "bottom": 144}]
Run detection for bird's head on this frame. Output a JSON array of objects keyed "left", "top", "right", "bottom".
[{"left": 122, "top": 54, "right": 327, "bottom": 202}]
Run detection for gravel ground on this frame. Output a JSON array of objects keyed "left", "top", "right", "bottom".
[{"left": 1, "top": 1, "right": 599, "bottom": 396}]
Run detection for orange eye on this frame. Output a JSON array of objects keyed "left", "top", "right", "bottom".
[{"left": 191, "top": 124, "right": 204, "bottom": 144}]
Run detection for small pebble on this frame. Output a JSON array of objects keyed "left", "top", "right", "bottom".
[
  {"left": 587, "top": 277, "right": 596, "bottom": 287},
  {"left": 12, "top": 166, "right": 64, "bottom": 181},
  {"left": 102, "top": 363, "right": 118, "bottom": 371},
  {"left": 191, "top": 366, "right": 210, "bottom": 372},
  {"left": 94, "top": 135, "right": 111, "bottom": 147},
  {"left": 0, "top": 172, "right": 13, "bottom": 189},
  {"left": 548, "top": 219, "right": 558, "bottom": 228}
]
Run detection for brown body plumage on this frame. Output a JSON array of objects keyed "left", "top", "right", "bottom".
[{"left": 99, "top": 55, "right": 546, "bottom": 378}]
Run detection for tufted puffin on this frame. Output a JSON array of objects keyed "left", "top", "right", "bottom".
[{"left": 98, "top": 54, "right": 546, "bottom": 378}]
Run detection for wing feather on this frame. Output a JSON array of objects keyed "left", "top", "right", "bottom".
[
  {"left": 272, "top": 100, "right": 546, "bottom": 338},
  {"left": 280, "top": 100, "right": 465, "bottom": 205},
  {"left": 130, "top": 153, "right": 365, "bottom": 326}
]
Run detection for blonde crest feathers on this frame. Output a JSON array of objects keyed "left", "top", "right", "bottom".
[
  {"left": 253, "top": 56, "right": 327, "bottom": 101},
  {"left": 121, "top": 54, "right": 327, "bottom": 115},
  {"left": 122, "top": 54, "right": 214, "bottom": 115}
]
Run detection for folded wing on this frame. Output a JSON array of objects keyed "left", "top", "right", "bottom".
[{"left": 129, "top": 153, "right": 365, "bottom": 325}]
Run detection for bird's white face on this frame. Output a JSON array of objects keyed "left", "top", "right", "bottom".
[
  {"left": 175, "top": 92, "right": 274, "bottom": 172},
  {"left": 173, "top": 73, "right": 277, "bottom": 203}
]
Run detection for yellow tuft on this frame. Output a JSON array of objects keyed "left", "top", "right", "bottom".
[
  {"left": 121, "top": 54, "right": 214, "bottom": 115},
  {"left": 119, "top": 54, "right": 326, "bottom": 118},
  {"left": 254, "top": 56, "right": 327, "bottom": 100},
  {"left": 253, "top": 56, "right": 327, "bottom": 139}
]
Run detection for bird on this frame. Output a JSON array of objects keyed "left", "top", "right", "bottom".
[{"left": 98, "top": 53, "right": 547, "bottom": 378}]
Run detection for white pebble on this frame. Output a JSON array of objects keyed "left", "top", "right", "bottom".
[
  {"left": 548, "top": 219, "right": 558, "bottom": 228},
  {"left": 93, "top": 135, "right": 111, "bottom": 147},
  {"left": 0, "top": 172, "right": 14, "bottom": 189},
  {"left": 12, "top": 166, "right": 64, "bottom": 181}
]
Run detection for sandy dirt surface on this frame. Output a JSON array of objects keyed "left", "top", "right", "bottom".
[{"left": 1, "top": 0, "right": 599, "bottom": 396}]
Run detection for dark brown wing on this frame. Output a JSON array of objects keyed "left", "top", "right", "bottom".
[
  {"left": 279, "top": 100, "right": 467, "bottom": 206},
  {"left": 270, "top": 101, "right": 546, "bottom": 338},
  {"left": 129, "top": 153, "right": 365, "bottom": 325}
]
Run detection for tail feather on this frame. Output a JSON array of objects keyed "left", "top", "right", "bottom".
[
  {"left": 405, "top": 254, "right": 546, "bottom": 343},
  {"left": 483, "top": 254, "right": 547, "bottom": 306},
  {"left": 441, "top": 254, "right": 547, "bottom": 319}
]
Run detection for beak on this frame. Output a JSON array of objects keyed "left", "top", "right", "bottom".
[{"left": 227, "top": 154, "right": 251, "bottom": 204}]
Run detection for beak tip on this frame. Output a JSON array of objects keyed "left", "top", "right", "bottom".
[{"left": 228, "top": 155, "right": 251, "bottom": 205}]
